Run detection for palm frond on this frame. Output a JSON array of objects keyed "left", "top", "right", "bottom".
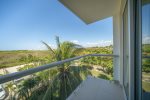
[
  {"left": 41, "top": 36, "right": 87, "bottom": 100},
  {"left": 42, "top": 41, "right": 55, "bottom": 57},
  {"left": 55, "top": 36, "right": 62, "bottom": 61},
  {"left": 43, "top": 73, "right": 60, "bottom": 100}
]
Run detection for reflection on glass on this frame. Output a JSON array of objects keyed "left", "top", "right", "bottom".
[{"left": 142, "top": 0, "right": 150, "bottom": 99}]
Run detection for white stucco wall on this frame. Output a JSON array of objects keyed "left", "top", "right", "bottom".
[{"left": 113, "top": 13, "right": 121, "bottom": 82}]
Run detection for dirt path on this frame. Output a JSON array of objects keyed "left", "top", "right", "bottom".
[{"left": 0, "top": 63, "right": 34, "bottom": 75}]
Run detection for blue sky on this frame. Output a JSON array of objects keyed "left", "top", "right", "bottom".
[
  {"left": 0, "top": 0, "right": 113, "bottom": 50},
  {"left": 142, "top": 3, "right": 150, "bottom": 44}
]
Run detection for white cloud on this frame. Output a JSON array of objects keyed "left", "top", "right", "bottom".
[
  {"left": 143, "top": 35, "right": 150, "bottom": 44},
  {"left": 71, "top": 40, "right": 79, "bottom": 44},
  {"left": 70, "top": 40, "right": 113, "bottom": 47},
  {"left": 71, "top": 40, "right": 113, "bottom": 47},
  {"left": 33, "top": 40, "right": 113, "bottom": 50},
  {"left": 84, "top": 40, "right": 113, "bottom": 47}
]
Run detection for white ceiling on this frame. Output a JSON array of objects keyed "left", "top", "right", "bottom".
[{"left": 59, "top": 0, "right": 121, "bottom": 24}]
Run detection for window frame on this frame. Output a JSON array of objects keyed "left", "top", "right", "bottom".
[{"left": 135, "top": 0, "right": 142, "bottom": 100}]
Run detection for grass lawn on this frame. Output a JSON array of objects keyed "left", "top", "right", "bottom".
[
  {"left": 0, "top": 50, "right": 50, "bottom": 68},
  {"left": 90, "top": 70, "right": 112, "bottom": 80},
  {"left": 91, "top": 70, "right": 100, "bottom": 77},
  {"left": 142, "top": 81, "right": 150, "bottom": 92},
  {"left": 142, "top": 72, "right": 150, "bottom": 92}
]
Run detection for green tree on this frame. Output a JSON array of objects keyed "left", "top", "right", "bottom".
[
  {"left": 17, "top": 78, "right": 39, "bottom": 100},
  {"left": 142, "top": 58, "right": 150, "bottom": 72},
  {"left": 42, "top": 36, "right": 89, "bottom": 100},
  {"left": 6, "top": 82, "right": 15, "bottom": 100}
]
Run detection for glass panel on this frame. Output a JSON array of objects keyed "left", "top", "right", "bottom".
[
  {"left": 123, "top": 2, "right": 129, "bottom": 98},
  {"left": 142, "top": 0, "right": 150, "bottom": 99},
  {"left": 0, "top": 49, "right": 114, "bottom": 99}
]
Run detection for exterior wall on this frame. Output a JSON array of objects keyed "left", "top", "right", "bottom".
[
  {"left": 113, "top": 1, "right": 136, "bottom": 99},
  {"left": 113, "top": 14, "right": 121, "bottom": 82},
  {"left": 113, "top": 1, "right": 136, "bottom": 100},
  {"left": 113, "top": 0, "right": 125, "bottom": 84},
  {"left": 116, "top": 0, "right": 136, "bottom": 100},
  {"left": 120, "top": 0, "right": 126, "bottom": 86},
  {"left": 113, "top": 0, "right": 126, "bottom": 85}
]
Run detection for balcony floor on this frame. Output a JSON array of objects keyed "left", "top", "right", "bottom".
[{"left": 67, "top": 76, "right": 126, "bottom": 100}]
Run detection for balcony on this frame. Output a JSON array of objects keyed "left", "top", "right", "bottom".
[
  {"left": 0, "top": 53, "right": 128, "bottom": 100},
  {"left": 0, "top": 0, "right": 150, "bottom": 100},
  {"left": 67, "top": 76, "right": 126, "bottom": 100}
]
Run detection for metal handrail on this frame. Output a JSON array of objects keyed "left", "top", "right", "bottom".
[
  {"left": 0, "top": 54, "right": 118, "bottom": 84},
  {"left": 143, "top": 55, "right": 150, "bottom": 58}
]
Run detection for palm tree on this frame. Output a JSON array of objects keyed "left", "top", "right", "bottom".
[
  {"left": 4, "top": 70, "right": 16, "bottom": 100},
  {"left": 6, "top": 82, "right": 15, "bottom": 100},
  {"left": 15, "top": 36, "right": 90, "bottom": 100},
  {"left": 17, "top": 78, "right": 39, "bottom": 100},
  {"left": 42, "top": 36, "right": 90, "bottom": 100}
]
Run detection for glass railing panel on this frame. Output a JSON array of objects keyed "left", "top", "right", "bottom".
[
  {"left": 0, "top": 54, "right": 114, "bottom": 100},
  {"left": 78, "top": 56, "right": 113, "bottom": 80}
]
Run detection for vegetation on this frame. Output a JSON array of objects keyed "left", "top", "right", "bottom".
[
  {"left": 142, "top": 81, "right": 150, "bottom": 92},
  {"left": 0, "top": 50, "right": 50, "bottom": 68},
  {"left": 142, "top": 44, "right": 150, "bottom": 92},
  {"left": 142, "top": 44, "right": 150, "bottom": 73},
  {"left": 0, "top": 37, "right": 115, "bottom": 100},
  {"left": 2, "top": 39, "right": 150, "bottom": 99},
  {"left": 142, "top": 44, "right": 150, "bottom": 55},
  {"left": 41, "top": 36, "right": 89, "bottom": 100},
  {"left": 142, "top": 58, "right": 150, "bottom": 72},
  {"left": 79, "top": 47, "right": 113, "bottom": 75}
]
